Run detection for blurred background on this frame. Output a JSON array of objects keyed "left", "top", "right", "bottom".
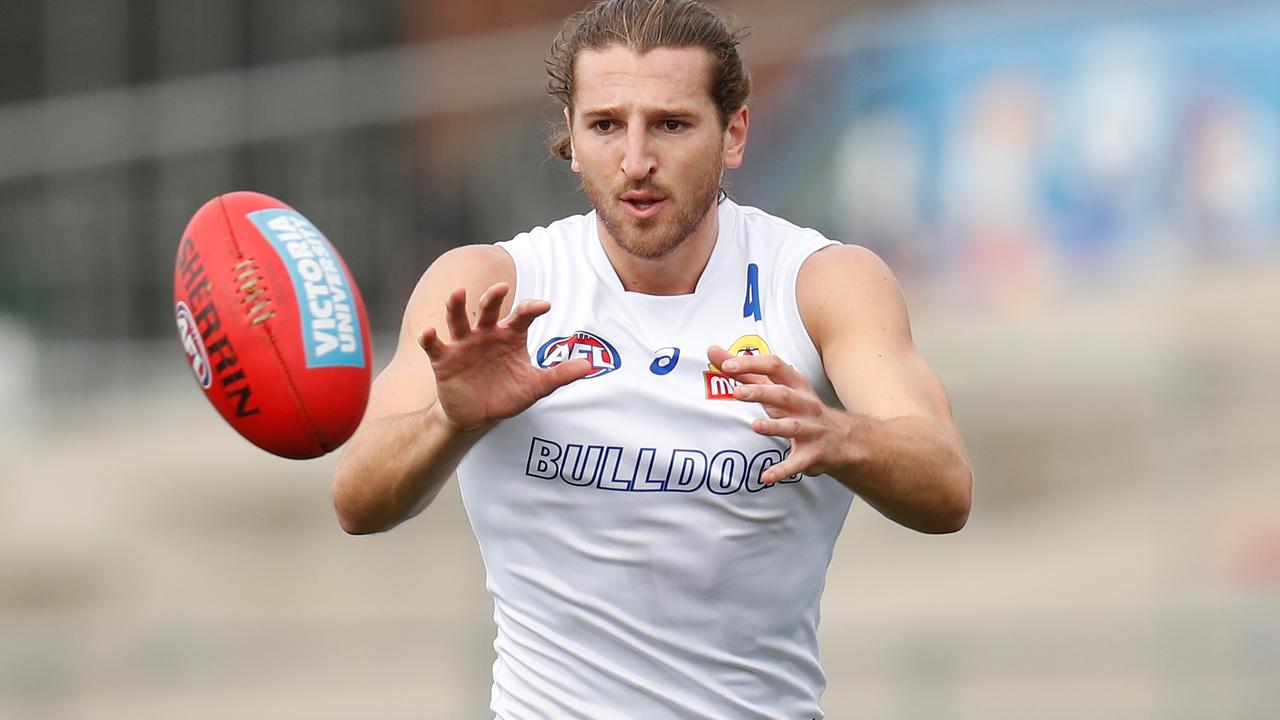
[{"left": 2, "top": 0, "right": 1278, "bottom": 717}]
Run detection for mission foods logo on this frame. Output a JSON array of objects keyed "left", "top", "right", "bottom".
[
  {"left": 248, "top": 209, "right": 365, "bottom": 369},
  {"left": 536, "top": 331, "right": 621, "bottom": 378},
  {"left": 705, "top": 334, "right": 771, "bottom": 399}
]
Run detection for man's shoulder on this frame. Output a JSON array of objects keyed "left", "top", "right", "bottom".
[
  {"left": 412, "top": 245, "right": 516, "bottom": 305},
  {"left": 797, "top": 243, "right": 906, "bottom": 352},
  {"left": 503, "top": 211, "right": 595, "bottom": 249},
  {"left": 799, "top": 243, "right": 892, "bottom": 282},
  {"left": 728, "top": 200, "right": 835, "bottom": 249},
  {"left": 723, "top": 201, "right": 839, "bottom": 273}
]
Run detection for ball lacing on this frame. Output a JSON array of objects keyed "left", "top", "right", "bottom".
[{"left": 234, "top": 258, "right": 276, "bottom": 325}]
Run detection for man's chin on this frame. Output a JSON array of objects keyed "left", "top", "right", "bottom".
[{"left": 613, "top": 228, "right": 682, "bottom": 260}]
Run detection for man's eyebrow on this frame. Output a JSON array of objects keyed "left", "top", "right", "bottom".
[
  {"left": 578, "top": 106, "right": 622, "bottom": 120},
  {"left": 578, "top": 105, "right": 701, "bottom": 120}
]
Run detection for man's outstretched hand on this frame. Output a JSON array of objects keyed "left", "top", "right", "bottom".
[
  {"left": 421, "top": 283, "right": 592, "bottom": 433},
  {"left": 708, "top": 344, "right": 855, "bottom": 485}
]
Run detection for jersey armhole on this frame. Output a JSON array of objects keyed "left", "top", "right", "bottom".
[{"left": 495, "top": 234, "right": 539, "bottom": 305}]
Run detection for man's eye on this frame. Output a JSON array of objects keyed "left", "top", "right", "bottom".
[
  {"left": 592, "top": 120, "right": 616, "bottom": 132},
  {"left": 661, "top": 120, "right": 684, "bottom": 132}
]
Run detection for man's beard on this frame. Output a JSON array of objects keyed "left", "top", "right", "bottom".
[{"left": 581, "top": 159, "right": 723, "bottom": 261}]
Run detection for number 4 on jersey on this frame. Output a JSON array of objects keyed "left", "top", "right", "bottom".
[{"left": 743, "top": 263, "right": 762, "bottom": 321}]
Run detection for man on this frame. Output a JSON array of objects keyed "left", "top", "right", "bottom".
[{"left": 333, "top": 0, "right": 972, "bottom": 717}]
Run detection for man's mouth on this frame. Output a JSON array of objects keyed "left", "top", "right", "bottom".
[{"left": 620, "top": 192, "right": 667, "bottom": 216}]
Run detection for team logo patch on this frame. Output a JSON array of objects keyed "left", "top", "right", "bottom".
[
  {"left": 537, "top": 331, "right": 621, "bottom": 378},
  {"left": 705, "top": 334, "right": 771, "bottom": 399},
  {"left": 175, "top": 300, "right": 213, "bottom": 389}
]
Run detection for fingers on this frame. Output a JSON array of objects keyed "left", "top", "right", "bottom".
[
  {"left": 718, "top": 351, "right": 808, "bottom": 388},
  {"left": 418, "top": 326, "right": 445, "bottom": 361},
  {"left": 707, "top": 345, "right": 770, "bottom": 385},
  {"left": 733, "top": 383, "right": 808, "bottom": 415},
  {"left": 537, "top": 358, "right": 593, "bottom": 396},
  {"left": 475, "top": 283, "right": 509, "bottom": 329},
  {"left": 421, "top": 289, "right": 548, "bottom": 366},
  {"left": 760, "top": 453, "right": 808, "bottom": 485},
  {"left": 506, "top": 299, "right": 552, "bottom": 335},
  {"left": 749, "top": 418, "right": 812, "bottom": 483},
  {"left": 444, "top": 287, "right": 471, "bottom": 341},
  {"left": 707, "top": 344, "right": 733, "bottom": 370},
  {"left": 439, "top": 285, "right": 537, "bottom": 343},
  {"left": 751, "top": 416, "right": 805, "bottom": 439}
]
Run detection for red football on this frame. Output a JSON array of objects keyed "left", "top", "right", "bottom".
[{"left": 173, "top": 191, "right": 372, "bottom": 459}]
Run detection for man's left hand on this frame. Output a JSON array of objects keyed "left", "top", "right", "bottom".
[{"left": 707, "top": 345, "right": 857, "bottom": 485}]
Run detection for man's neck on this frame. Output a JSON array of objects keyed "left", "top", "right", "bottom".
[{"left": 597, "top": 204, "right": 720, "bottom": 296}]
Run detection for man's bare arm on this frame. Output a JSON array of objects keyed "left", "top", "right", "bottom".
[
  {"left": 331, "top": 245, "right": 589, "bottom": 535},
  {"left": 712, "top": 244, "right": 971, "bottom": 533}
]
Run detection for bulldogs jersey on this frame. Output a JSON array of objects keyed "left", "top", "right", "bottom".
[{"left": 456, "top": 199, "right": 855, "bottom": 719}]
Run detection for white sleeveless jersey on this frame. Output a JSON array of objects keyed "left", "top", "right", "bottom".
[{"left": 457, "top": 199, "right": 854, "bottom": 720}]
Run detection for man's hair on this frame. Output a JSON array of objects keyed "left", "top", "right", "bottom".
[{"left": 546, "top": 0, "right": 751, "bottom": 161}]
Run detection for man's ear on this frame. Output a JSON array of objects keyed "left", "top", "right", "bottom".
[
  {"left": 564, "top": 107, "right": 580, "bottom": 173},
  {"left": 722, "top": 105, "right": 749, "bottom": 170}
]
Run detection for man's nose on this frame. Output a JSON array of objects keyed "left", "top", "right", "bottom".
[{"left": 620, "top": 125, "right": 656, "bottom": 181}]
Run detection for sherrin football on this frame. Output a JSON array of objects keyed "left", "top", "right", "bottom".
[{"left": 174, "top": 191, "right": 372, "bottom": 459}]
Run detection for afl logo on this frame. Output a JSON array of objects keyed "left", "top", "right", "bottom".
[
  {"left": 536, "top": 331, "right": 621, "bottom": 378},
  {"left": 175, "top": 300, "right": 212, "bottom": 389}
]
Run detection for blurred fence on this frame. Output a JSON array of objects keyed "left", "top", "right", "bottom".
[{"left": 0, "top": 0, "right": 571, "bottom": 355}]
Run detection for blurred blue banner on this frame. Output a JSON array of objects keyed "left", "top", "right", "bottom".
[{"left": 746, "top": 1, "right": 1279, "bottom": 305}]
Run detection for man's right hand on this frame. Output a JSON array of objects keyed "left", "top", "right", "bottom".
[
  {"left": 419, "top": 283, "right": 592, "bottom": 434},
  {"left": 334, "top": 246, "right": 577, "bottom": 534}
]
